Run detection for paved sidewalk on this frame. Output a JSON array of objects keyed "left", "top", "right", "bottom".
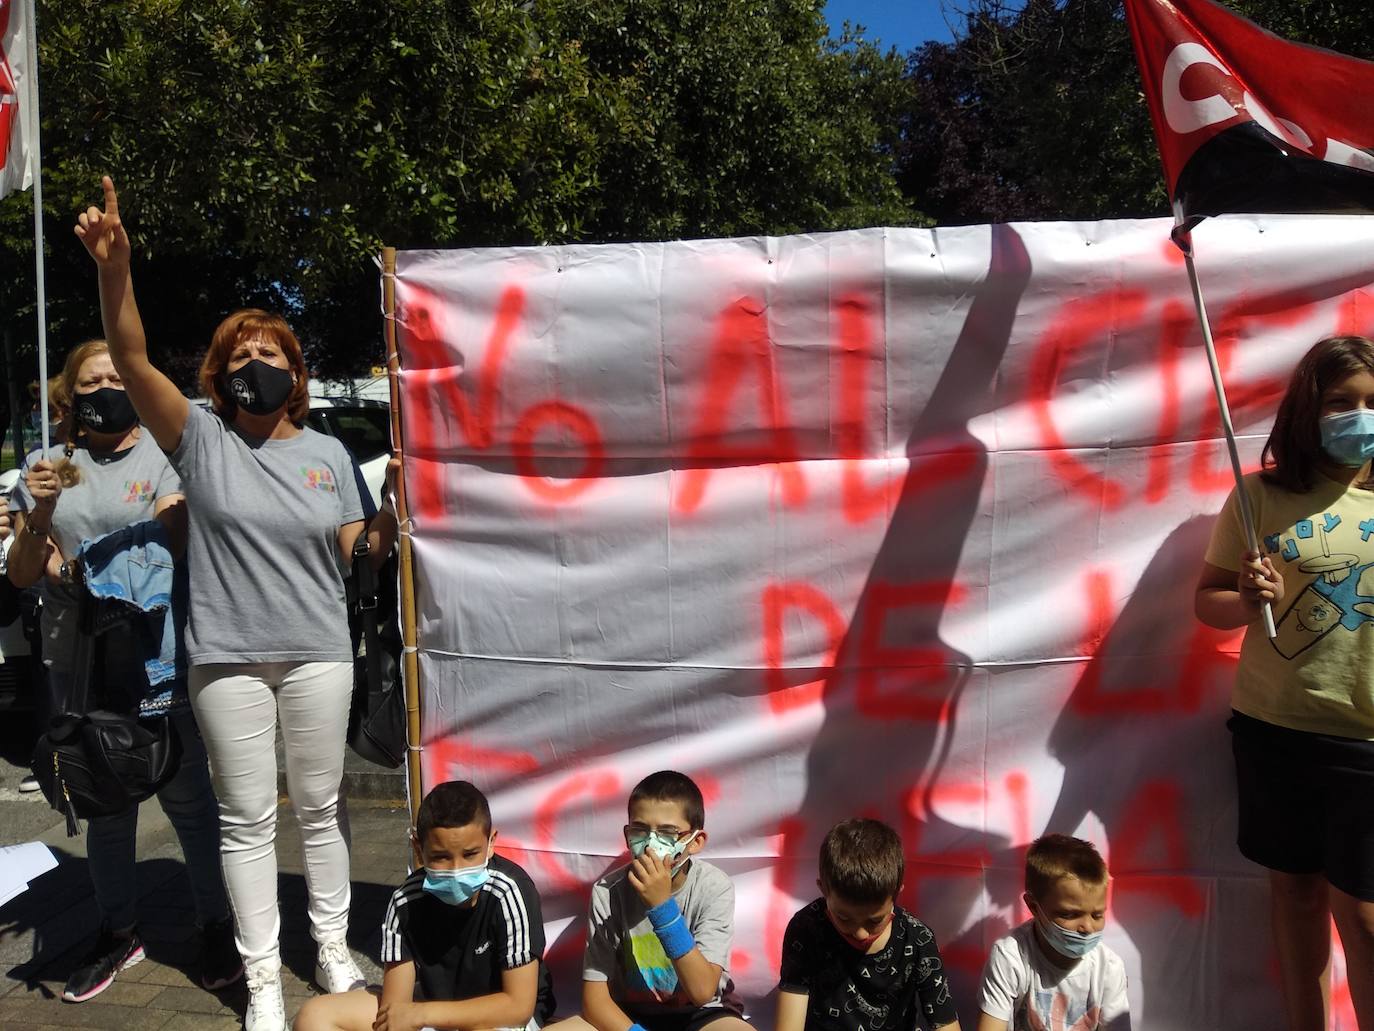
[{"left": 0, "top": 746, "right": 411, "bottom": 1030}]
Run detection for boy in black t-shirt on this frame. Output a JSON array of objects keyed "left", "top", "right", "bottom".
[
  {"left": 775, "top": 819, "right": 961, "bottom": 1031},
  {"left": 294, "top": 781, "right": 554, "bottom": 1031}
]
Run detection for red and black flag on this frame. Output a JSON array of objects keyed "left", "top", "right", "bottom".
[{"left": 1124, "top": 0, "right": 1374, "bottom": 217}]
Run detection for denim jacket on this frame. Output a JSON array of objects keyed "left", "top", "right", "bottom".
[{"left": 77, "top": 520, "right": 188, "bottom": 716}]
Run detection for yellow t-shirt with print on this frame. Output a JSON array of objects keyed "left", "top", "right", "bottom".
[{"left": 1206, "top": 471, "right": 1374, "bottom": 739}]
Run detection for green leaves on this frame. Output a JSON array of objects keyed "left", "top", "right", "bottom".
[
  {"left": 896, "top": 0, "right": 1374, "bottom": 225},
  {"left": 898, "top": 0, "right": 1160, "bottom": 224},
  {"left": 565, "top": 0, "right": 921, "bottom": 241},
  {"left": 1, "top": 0, "right": 922, "bottom": 384}
]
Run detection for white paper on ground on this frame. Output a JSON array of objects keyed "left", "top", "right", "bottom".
[{"left": 0, "top": 841, "right": 57, "bottom": 907}]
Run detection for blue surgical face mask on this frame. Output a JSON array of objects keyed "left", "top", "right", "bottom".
[
  {"left": 1320, "top": 409, "right": 1374, "bottom": 467},
  {"left": 422, "top": 845, "right": 492, "bottom": 906},
  {"left": 1034, "top": 910, "right": 1103, "bottom": 959},
  {"left": 626, "top": 829, "right": 699, "bottom": 874}
]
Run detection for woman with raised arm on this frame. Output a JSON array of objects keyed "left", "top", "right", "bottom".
[
  {"left": 8, "top": 342, "right": 236, "bottom": 1004},
  {"left": 76, "top": 176, "right": 399, "bottom": 1031}
]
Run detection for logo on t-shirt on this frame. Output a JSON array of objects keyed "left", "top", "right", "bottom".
[
  {"left": 1021, "top": 991, "right": 1100, "bottom": 1031},
  {"left": 301, "top": 467, "right": 338, "bottom": 493},
  {"left": 475, "top": 940, "right": 491, "bottom": 955},
  {"left": 1264, "top": 510, "right": 1374, "bottom": 659},
  {"left": 123, "top": 479, "right": 155, "bottom": 503},
  {"left": 621, "top": 930, "right": 683, "bottom": 1003}
]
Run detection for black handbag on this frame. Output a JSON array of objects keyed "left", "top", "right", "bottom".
[
  {"left": 32, "top": 562, "right": 182, "bottom": 834},
  {"left": 347, "top": 535, "right": 407, "bottom": 769}
]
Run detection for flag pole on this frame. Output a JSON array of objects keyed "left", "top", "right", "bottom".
[
  {"left": 22, "top": 0, "right": 47, "bottom": 457},
  {"left": 381, "top": 246, "right": 425, "bottom": 827},
  {"left": 1172, "top": 204, "right": 1277, "bottom": 639}
]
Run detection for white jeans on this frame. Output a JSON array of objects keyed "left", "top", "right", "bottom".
[{"left": 190, "top": 660, "right": 354, "bottom": 973}]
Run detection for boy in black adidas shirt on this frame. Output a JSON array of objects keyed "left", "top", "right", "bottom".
[
  {"left": 294, "top": 781, "right": 554, "bottom": 1031},
  {"left": 775, "top": 819, "right": 960, "bottom": 1031}
]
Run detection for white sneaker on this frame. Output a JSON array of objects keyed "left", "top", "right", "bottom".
[
  {"left": 314, "top": 938, "right": 365, "bottom": 994},
  {"left": 244, "top": 968, "right": 285, "bottom": 1031}
]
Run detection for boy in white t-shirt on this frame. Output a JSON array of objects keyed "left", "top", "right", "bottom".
[{"left": 976, "top": 834, "right": 1130, "bottom": 1031}]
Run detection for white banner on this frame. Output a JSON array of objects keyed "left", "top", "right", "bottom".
[
  {"left": 394, "top": 218, "right": 1374, "bottom": 1030},
  {"left": 0, "top": 0, "right": 31, "bottom": 200}
]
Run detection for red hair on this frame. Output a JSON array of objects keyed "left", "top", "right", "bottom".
[{"left": 198, "top": 309, "right": 310, "bottom": 425}]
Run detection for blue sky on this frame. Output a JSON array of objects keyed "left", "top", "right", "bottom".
[{"left": 822, "top": 1, "right": 959, "bottom": 51}]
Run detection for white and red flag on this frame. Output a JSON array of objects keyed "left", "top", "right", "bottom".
[
  {"left": 0, "top": 0, "right": 32, "bottom": 199},
  {"left": 1125, "top": 0, "right": 1374, "bottom": 217}
]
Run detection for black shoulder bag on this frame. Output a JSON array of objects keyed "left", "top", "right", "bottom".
[
  {"left": 32, "top": 562, "right": 182, "bottom": 835},
  {"left": 347, "top": 535, "right": 406, "bottom": 769}
]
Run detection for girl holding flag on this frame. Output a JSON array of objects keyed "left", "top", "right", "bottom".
[{"left": 1197, "top": 335, "right": 1374, "bottom": 1030}]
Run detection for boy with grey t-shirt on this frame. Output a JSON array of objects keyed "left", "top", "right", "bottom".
[{"left": 569, "top": 771, "right": 750, "bottom": 1031}]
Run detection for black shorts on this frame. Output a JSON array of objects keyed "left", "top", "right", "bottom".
[
  {"left": 631, "top": 1007, "right": 744, "bottom": 1031},
  {"left": 1230, "top": 710, "right": 1374, "bottom": 901}
]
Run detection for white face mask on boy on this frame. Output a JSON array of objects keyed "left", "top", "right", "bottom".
[{"left": 626, "top": 829, "right": 699, "bottom": 875}]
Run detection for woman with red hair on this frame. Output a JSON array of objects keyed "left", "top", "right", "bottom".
[{"left": 76, "top": 177, "right": 397, "bottom": 1031}]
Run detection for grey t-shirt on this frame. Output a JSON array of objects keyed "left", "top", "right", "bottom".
[
  {"left": 11, "top": 433, "right": 181, "bottom": 673},
  {"left": 583, "top": 858, "right": 742, "bottom": 1016},
  {"left": 170, "top": 404, "right": 364, "bottom": 665}
]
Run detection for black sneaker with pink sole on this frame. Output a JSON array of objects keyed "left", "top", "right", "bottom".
[
  {"left": 199, "top": 917, "right": 244, "bottom": 990},
  {"left": 62, "top": 924, "right": 144, "bottom": 1003}
]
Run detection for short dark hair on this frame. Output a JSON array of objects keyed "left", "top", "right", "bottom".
[
  {"left": 818, "top": 818, "right": 904, "bottom": 904},
  {"left": 628, "top": 770, "right": 705, "bottom": 830},
  {"left": 416, "top": 781, "right": 492, "bottom": 844},
  {"left": 1025, "top": 833, "right": 1108, "bottom": 900},
  {"left": 1263, "top": 335, "right": 1374, "bottom": 493}
]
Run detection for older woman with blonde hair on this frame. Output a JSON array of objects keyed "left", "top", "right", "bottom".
[
  {"left": 75, "top": 177, "right": 399, "bottom": 1031},
  {"left": 9, "top": 339, "right": 235, "bottom": 1003}
]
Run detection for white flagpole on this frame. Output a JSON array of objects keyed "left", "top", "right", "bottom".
[
  {"left": 23, "top": 0, "right": 47, "bottom": 457},
  {"left": 1172, "top": 202, "right": 1277, "bottom": 639}
]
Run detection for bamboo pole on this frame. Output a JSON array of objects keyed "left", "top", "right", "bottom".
[{"left": 381, "top": 246, "right": 425, "bottom": 825}]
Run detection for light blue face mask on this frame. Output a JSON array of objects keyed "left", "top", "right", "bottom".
[
  {"left": 626, "top": 829, "right": 699, "bottom": 874},
  {"left": 422, "top": 846, "right": 492, "bottom": 906},
  {"left": 1320, "top": 409, "right": 1374, "bottom": 467},
  {"left": 1035, "top": 912, "right": 1103, "bottom": 959}
]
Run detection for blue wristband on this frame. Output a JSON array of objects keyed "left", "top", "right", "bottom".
[
  {"left": 646, "top": 898, "right": 682, "bottom": 929},
  {"left": 629, "top": 1025, "right": 648, "bottom": 1031},
  {"left": 647, "top": 898, "right": 695, "bottom": 960}
]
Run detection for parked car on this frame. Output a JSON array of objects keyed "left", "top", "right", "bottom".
[{"left": 305, "top": 397, "right": 393, "bottom": 506}]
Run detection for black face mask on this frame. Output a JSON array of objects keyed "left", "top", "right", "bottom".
[
  {"left": 224, "top": 359, "right": 294, "bottom": 416},
  {"left": 74, "top": 387, "right": 138, "bottom": 434}
]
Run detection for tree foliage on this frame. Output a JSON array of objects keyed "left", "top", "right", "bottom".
[
  {"left": 898, "top": 0, "right": 1374, "bottom": 226},
  {"left": 565, "top": 1, "right": 916, "bottom": 240},
  {"left": 899, "top": 0, "right": 1166, "bottom": 224},
  {"left": 0, "top": 0, "right": 919, "bottom": 395}
]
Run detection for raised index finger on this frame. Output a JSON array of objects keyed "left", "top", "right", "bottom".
[{"left": 101, "top": 175, "right": 119, "bottom": 216}]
